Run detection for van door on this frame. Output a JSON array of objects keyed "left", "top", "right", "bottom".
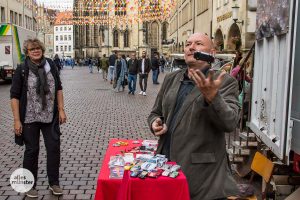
[{"left": 248, "top": 0, "right": 296, "bottom": 162}]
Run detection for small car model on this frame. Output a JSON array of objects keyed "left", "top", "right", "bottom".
[
  {"left": 160, "top": 164, "right": 172, "bottom": 171},
  {"left": 130, "top": 170, "right": 141, "bottom": 178},
  {"left": 170, "top": 165, "right": 181, "bottom": 172},
  {"left": 130, "top": 165, "right": 141, "bottom": 172},
  {"left": 162, "top": 170, "right": 171, "bottom": 177},
  {"left": 169, "top": 171, "right": 179, "bottom": 178},
  {"left": 141, "top": 162, "right": 156, "bottom": 171},
  {"left": 138, "top": 171, "right": 148, "bottom": 179},
  {"left": 148, "top": 169, "right": 163, "bottom": 178}
]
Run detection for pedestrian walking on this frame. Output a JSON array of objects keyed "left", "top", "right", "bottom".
[
  {"left": 100, "top": 54, "right": 109, "bottom": 81},
  {"left": 121, "top": 55, "right": 128, "bottom": 90},
  {"left": 127, "top": 53, "right": 139, "bottom": 95},
  {"left": 97, "top": 56, "right": 102, "bottom": 73},
  {"left": 71, "top": 58, "right": 75, "bottom": 69},
  {"left": 10, "top": 38, "right": 66, "bottom": 198},
  {"left": 126, "top": 55, "right": 130, "bottom": 62},
  {"left": 114, "top": 53, "right": 127, "bottom": 92},
  {"left": 88, "top": 58, "right": 93, "bottom": 73},
  {"left": 148, "top": 33, "right": 239, "bottom": 200},
  {"left": 138, "top": 51, "right": 151, "bottom": 96},
  {"left": 160, "top": 55, "right": 166, "bottom": 73},
  {"left": 53, "top": 54, "right": 62, "bottom": 74},
  {"left": 108, "top": 51, "right": 117, "bottom": 84},
  {"left": 151, "top": 52, "right": 160, "bottom": 84}
]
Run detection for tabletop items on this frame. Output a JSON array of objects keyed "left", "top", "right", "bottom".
[{"left": 109, "top": 140, "right": 181, "bottom": 179}]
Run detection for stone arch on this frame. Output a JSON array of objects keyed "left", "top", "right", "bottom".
[
  {"left": 162, "top": 21, "right": 168, "bottom": 41},
  {"left": 124, "top": 29, "right": 129, "bottom": 47},
  {"left": 149, "top": 21, "right": 159, "bottom": 47},
  {"left": 227, "top": 23, "right": 242, "bottom": 51},
  {"left": 214, "top": 29, "right": 224, "bottom": 51},
  {"left": 113, "top": 29, "right": 119, "bottom": 47}
]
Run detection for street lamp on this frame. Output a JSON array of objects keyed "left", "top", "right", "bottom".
[{"left": 232, "top": 4, "right": 244, "bottom": 25}]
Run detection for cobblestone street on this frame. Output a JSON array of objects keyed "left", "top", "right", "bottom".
[{"left": 0, "top": 66, "right": 163, "bottom": 200}]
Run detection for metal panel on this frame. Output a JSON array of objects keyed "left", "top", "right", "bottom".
[
  {"left": 249, "top": 1, "right": 295, "bottom": 160},
  {"left": 290, "top": 0, "right": 300, "bottom": 155}
]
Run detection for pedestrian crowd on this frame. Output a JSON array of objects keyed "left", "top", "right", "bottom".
[{"left": 88, "top": 50, "right": 167, "bottom": 96}]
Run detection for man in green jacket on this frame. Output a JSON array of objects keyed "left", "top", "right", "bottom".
[
  {"left": 100, "top": 54, "right": 109, "bottom": 81},
  {"left": 148, "top": 33, "right": 239, "bottom": 200}
]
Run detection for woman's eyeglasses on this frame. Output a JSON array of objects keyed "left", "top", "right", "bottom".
[{"left": 28, "top": 47, "right": 41, "bottom": 52}]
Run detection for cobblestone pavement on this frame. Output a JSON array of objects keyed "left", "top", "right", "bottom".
[{"left": 0, "top": 66, "right": 164, "bottom": 200}]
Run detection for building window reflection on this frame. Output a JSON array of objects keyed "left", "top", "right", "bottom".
[
  {"left": 124, "top": 30, "right": 129, "bottom": 47},
  {"left": 113, "top": 30, "right": 119, "bottom": 47}
]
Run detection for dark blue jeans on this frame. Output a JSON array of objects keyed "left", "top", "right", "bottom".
[
  {"left": 152, "top": 69, "right": 159, "bottom": 84},
  {"left": 128, "top": 74, "right": 137, "bottom": 93}
]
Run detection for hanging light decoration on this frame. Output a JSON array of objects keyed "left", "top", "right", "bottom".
[{"left": 36, "top": 0, "right": 176, "bottom": 26}]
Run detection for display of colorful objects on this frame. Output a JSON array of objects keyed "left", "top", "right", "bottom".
[{"left": 108, "top": 140, "right": 181, "bottom": 179}]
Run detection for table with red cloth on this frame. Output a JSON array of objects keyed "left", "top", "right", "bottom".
[{"left": 95, "top": 138, "right": 190, "bottom": 200}]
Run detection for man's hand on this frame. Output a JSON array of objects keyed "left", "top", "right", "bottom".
[
  {"left": 59, "top": 110, "right": 67, "bottom": 124},
  {"left": 152, "top": 118, "right": 168, "bottom": 136},
  {"left": 190, "top": 69, "right": 226, "bottom": 103},
  {"left": 14, "top": 120, "right": 22, "bottom": 136}
]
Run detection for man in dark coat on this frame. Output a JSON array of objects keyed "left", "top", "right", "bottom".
[
  {"left": 108, "top": 51, "right": 117, "bottom": 84},
  {"left": 148, "top": 33, "right": 239, "bottom": 200},
  {"left": 138, "top": 51, "right": 151, "bottom": 96},
  {"left": 151, "top": 52, "right": 160, "bottom": 84},
  {"left": 127, "top": 53, "right": 139, "bottom": 95}
]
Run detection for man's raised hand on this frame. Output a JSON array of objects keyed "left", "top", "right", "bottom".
[{"left": 190, "top": 69, "right": 226, "bottom": 103}]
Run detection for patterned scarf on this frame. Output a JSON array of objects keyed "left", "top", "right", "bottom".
[{"left": 27, "top": 57, "right": 50, "bottom": 110}]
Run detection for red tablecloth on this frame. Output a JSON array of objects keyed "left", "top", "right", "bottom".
[{"left": 95, "top": 138, "right": 190, "bottom": 200}]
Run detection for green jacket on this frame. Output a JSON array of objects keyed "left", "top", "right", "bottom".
[
  {"left": 148, "top": 69, "right": 240, "bottom": 200},
  {"left": 100, "top": 57, "right": 109, "bottom": 71}
]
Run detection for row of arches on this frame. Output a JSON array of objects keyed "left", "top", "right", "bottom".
[
  {"left": 112, "top": 30, "right": 130, "bottom": 47},
  {"left": 111, "top": 21, "right": 169, "bottom": 48},
  {"left": 169, "top": 23, "right": 242, "bottom": 53},
  {"left": 214, "top": 23, "right": 242, "bottom": 52}
]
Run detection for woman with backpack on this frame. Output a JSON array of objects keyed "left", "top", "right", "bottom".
[{"left": 10, "top": 38, "right": 66, "bottom": 198}]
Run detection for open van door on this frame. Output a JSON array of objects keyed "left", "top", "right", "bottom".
[{"left": 248, "top": 0, "right": 297, "bottom": 162}]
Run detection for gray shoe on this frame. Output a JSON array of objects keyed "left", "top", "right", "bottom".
[
  {"left": 25, "top": 188, "right": 38, "bottom": 198},
  {"left": 49, "top": 185, "right": 63, "bottom": 196}
]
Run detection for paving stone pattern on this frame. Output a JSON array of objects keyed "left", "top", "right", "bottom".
[{"left": 0, "top": 66, "right": 162, "bottom": 200}]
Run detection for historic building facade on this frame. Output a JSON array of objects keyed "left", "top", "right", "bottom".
[
  {"left": 0, "top": 0, "right": 37, "bottom": 31},
  {"left": 169, "top": 0, "right": 212, "bottom": 53},
  {"left": 54, "top": 12, "right": 74, "bottom": 58},
  {"left": 212, "top": 0, "right": 257, "bottom": 53},
  {"left": 36, "top": 5, "right": 57, "bottom": 58},
  {"left": 73, "top": 0, "right": 170, "bottom": 59}
]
